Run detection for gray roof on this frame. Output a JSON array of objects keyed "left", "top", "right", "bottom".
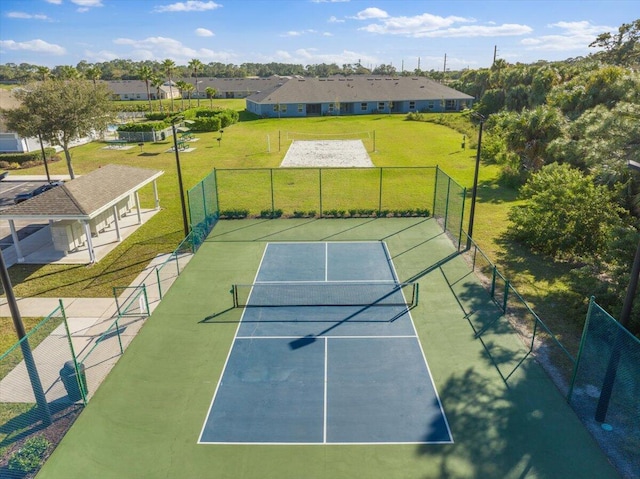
[
  {"left": 105, "top": 76, "right": 289, "bottom": 95},
  {"left": 0, "top": 164, "right": 163, "bottom": 221},
  {"left": 248, "top": 76, "right": 474, "bottom": 104}
]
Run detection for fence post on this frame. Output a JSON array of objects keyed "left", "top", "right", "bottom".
[
  {"left": 502, "top": 280, "right": 509, "bottom": 312},
  {"left": 319, "top": 168, "right": 323, "bottom": 217},
  {"left": 201, "top": 181, "right": 208, "bottom": 220},
  {"left": 491, "top": 266, "right": 497, "bottom": 298},
  {"left": 457, "top": 187, "right": 467, "bottom": 250},
  {"left": 60, "top": 299, "right": 88, "bottom": 405},
  {"left": 378, "top": 168, "right": 383, "bottom": 213},
  {"left": 270, "top": 169, "right": 275, "bottom": 214},
  {"left": 432, "top": 166, "right": 440, "bottom": 216},
  {"left": 213, "top": 168, "right": 220, "bottom": 216},
  {"left": 567, "top": 296, "right": 595, "bottom": 402},
  {"left": 156, "top": 266, "right": 163, "bottom": 300}
]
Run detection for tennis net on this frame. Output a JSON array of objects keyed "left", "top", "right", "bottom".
[{"left": 231, "top": 281, "right": 418, "bottom": 308}]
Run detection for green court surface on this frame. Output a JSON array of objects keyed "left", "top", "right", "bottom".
[{"left": 36, "top": 219, "right": 620, "bottom": 479}]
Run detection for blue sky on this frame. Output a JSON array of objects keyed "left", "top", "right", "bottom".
[{"left": 0, "top": 0, "right": 638, "bottom": 70}]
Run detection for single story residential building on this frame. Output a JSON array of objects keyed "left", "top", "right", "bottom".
[
  {"left": 105, "top": 76, "right": 289, "bottom": 101},
  {"left": 246, "top": 76, "right": 474, "bottom": 117}
]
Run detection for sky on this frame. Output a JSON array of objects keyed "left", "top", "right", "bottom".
[{"left": 0, "top": 0, "right": 638, "bottom": 71}]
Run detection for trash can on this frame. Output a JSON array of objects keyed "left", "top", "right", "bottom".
[{"left": 59, "top": 361, "right": 87, "bottom": 402}]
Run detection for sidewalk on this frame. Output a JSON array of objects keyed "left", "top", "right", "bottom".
[{"left": 0, "top": 251, "right": 193, "bottom": 403}]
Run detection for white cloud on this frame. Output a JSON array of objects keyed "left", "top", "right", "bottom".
[
  {"left": 112, "top": 36, "right": 231, "bottom": 62},
  {"left": 45, "top": 0, "right": 62, "bottom": 4},
  {"left": 195, "top": 27, "right": 214, "bottom": 37},
  {"left": 273, "top": 48, "right": 376, "bottom": 67},
  {"left": 521, "top": 20, "right": 613, "bottom": 52},
  {"left": 0, "top": 39, "right": 66, "bottom": 55},
  {"left": 353, "top": 8, "right": 388, "bottom": 20},
  {"left": 84, "top": 49, "right": 119, "bottom": 62},
  {"left": 358, "top": 12, "right": 532, "bottom": 39},
  {"left": 328, "top": 16, "right": 344, "bottom": 23},
  {"left": 281, "top": 29, "right": 317, "bottom": 37},
  {"left": 311, "top": 0, "right": 350, "bottom": 3},
  {"left": 6, "top": 12, "right": 51, "bottom": 20},
  {"left": 72, "top": 0, "right": 104, "bottom": 6},
  {"left": 153, "top": 1, "right": 222, "bottom": 13}
]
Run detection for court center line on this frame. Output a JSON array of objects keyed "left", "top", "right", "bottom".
[
  {"left": 324, "top": 337, "right": 328, "bottom": 444},
  {"left": 325, "top": 242, "right": 328, "bottom": 282}
]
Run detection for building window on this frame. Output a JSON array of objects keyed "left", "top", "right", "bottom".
[
  {"left": 445, "top": 99, "right": 456, "bottom": 110},
  {"left": 409, "top": 101, "right": 416, "bottom": 110},
  {"left": 328, "top": 103, "right": 334, "bottom": 113},
  {"left": 428, "top": 101, "right": 435, "bottom": 109},
  {"left": 378, "top": 102, "right": 385, "bottom": 111},
  {"left": 361, "top": 103, "right": 367, "bottom": 111},
  {"left": 281, "top": 104, "right": 287, "bottom": 112},
  {"left": 298, "top": 104, "right": 304, "bottom": 113}
]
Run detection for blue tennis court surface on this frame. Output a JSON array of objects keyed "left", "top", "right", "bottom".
[{"left": 199, "top": 242, "right": 452, "bottom": 444}]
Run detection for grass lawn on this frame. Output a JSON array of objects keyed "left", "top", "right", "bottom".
[{"left": 2, "top": 103, "right": 583, "bottom": 351}]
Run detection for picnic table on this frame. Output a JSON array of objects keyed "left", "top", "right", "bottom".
[{"left": 106, "top": 140, "right": 128, "bottom": 149}]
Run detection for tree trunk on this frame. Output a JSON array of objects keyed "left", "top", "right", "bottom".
[{"left": 63, "top": 143, "right": 76, "bottom": 179}]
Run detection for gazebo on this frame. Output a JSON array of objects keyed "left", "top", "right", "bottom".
[{"left": 0, "top": 164, "right": 164, "bottom": 264}]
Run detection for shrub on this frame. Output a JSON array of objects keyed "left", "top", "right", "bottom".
[
  {"left": 117, "top": 121, "right": 169, "bottom": 132},
  {"left": 219, "top": 209, "right": 248, "bottom": 219},
  {"left": 0, "top": 149, "right": 59, "bottom": 169},
  {"left": 259, "top": 209, "right": 283, "bottom": 219},
  {"left": 8, "top": 436, "right": 51, "bottom": 475}
]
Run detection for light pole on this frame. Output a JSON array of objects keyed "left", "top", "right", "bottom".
[
  {"left": 595, "top": 160, "right": 640, "bottom": 423},
  {"left": 466, "top": 113, "right": 485, "bottom": 250},
  {"left": 171, "top": 117, "right": 190, "bottom": 237},
  {"left": 0, "top": 249, "right": 51, "bottom": 425}
]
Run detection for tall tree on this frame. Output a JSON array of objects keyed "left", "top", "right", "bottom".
[
  {"left": 36, "top": 66, "right": 50, "bottom": 82},
  {"left": 161, "top": 58, "right": 176, "bottom": 112},
  {"left": 175, "top": 80, "right": 187, "bottom": 110},
  {"left": 188, "top": 58, "right": 203, "bottom": 107},
  {"left": 138, "top": 65, "right": 154, "bottom": 113},
  {"left": 590, "top": 19, "right": 640, "bottom": 66},
  {"left": 85, "top": 66, "right": 101, "bottom": 88},
  {"left": 205, "top": 87, "right": 217, "bottom": 108},
  {"left": 183, "top": 82, "right": 195, "bottom": 108},
  {"left": 151, "top": 74, "right": 164, "bottom": 113},
  {"left": 5, "top": 79, "right": 114, "bottom": 179}
]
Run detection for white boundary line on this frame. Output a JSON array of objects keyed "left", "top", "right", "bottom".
[
  {"left": 196, "top": 244, "right": 270, "bottom": 445},
  {"left": 382, "top": 240, "right": 455, "bottom": 444},
  {"left": 199, "top": 241, "right": 453, "bottom": 445}
]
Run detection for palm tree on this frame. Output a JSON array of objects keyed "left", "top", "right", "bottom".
[
  {"left": 188, "top": 58, "right": 203, "bottom": 107},
  {"left": 151, "top": 75, "right": 164, "bottom": 113},
  {"left": 85, "top": 66, "right": 101, "bottom": 88},
  {"left": 138, "top": 65, "right": 154, "bottom": 113},
  {"left": 183, "top": 83, "right": 195, "bottom": 108},
  {"left": 205, "top": 87, "right": 217, "bottom": 108},
  {"left": 161, "top": 58, "right": 176, "bottom": 112},
  {"left": 36, "top": 66, "right": 50, "bottom": 82},
  {"left": 176, "top": 80, "right": 188, "bottom": 110}
]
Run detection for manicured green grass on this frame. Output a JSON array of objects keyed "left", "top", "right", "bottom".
[
  {"left": 7, "top": 106, "right": 583, "bottom": 353},
  {"left": 7, "top": 107, "right": 499, "bottom": 299}
]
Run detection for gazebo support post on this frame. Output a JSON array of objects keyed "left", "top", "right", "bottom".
[
  {"left": 8, "top": 220, "right": 24, "bottom": 262},
  {"left": 82, "top": 221, "right": 96, "bottom": 263}
]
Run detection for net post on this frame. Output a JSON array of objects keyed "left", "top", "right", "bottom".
[
  {"left": 231, "top": 285, "right": 238, "bottom": 308},
  {"left": 155, "top": 266, "right": 163, "bottom": 300},
  {"left": 414, "top": 282, "right": 419, "bottom": 307}
]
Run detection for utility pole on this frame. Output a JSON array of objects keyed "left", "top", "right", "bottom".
[
  {"left": 417, "top": 57, "right": 421, "bottom": 71},
  {"left": 443, "top": 53, "right": 447, "bottom": 74},
  {"left": 493, "top": 45, "right": 498, "bottom": 65}
]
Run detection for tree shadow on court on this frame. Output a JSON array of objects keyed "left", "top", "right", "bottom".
[{"left": 413, "top": 261, "right": 619, "bottom": 479}]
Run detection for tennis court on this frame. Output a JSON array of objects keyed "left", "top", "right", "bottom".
[
  {"left": 200, "top": 242, "right": 451, "bottom": 444},
  {"left": 36, "top": 218, "right": 621, "bottom": 479}
]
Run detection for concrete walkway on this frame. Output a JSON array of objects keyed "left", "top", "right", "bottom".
[{"left": 0, "top": 251, "right": 193, "bottom": 403}]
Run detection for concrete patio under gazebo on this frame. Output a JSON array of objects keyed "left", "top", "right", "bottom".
[{"left": 0, "top": 164, "right": 164, "bottom": 265}]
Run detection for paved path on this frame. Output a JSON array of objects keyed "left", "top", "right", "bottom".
[{"left": 0, "top": 251, "right": 193, "bottom": 403}]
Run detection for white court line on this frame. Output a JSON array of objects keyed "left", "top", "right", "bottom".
[
  {"left": 197, "top": 244, "right": 270, "bottom": 444},
  {"left": 323, "top": 337, "right": 328, "bottom": 444}
]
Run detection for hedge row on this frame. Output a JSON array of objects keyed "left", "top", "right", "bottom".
[{"left": 0, "top": 148, "right": 60, "bottom": 169}]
